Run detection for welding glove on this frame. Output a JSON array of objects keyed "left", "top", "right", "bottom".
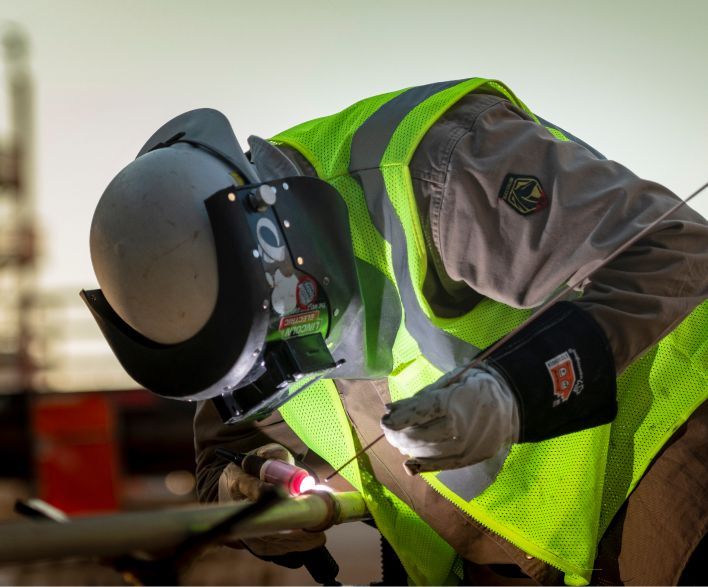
[
  {"left": 382, "top": 302, "right": 618, "bottom": 475},
  {"left": 217, "top": 443, "right": 326, "bottom": 556},
  {"left": 381, "top": 365, "right": 520, "bottom": 474}
]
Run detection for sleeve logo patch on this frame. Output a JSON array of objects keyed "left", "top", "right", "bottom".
[
  {"left": 499, "top": 174, "right": 548, "bottom": 215},
  {"left": 545, "top": 349, "right": 584, "bottom": 405}
]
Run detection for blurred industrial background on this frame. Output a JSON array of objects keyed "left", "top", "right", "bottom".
[
  {"left": 0, "top": 23, "right": 232, "bottom": 585},
  {"left": 0, "top": 22, "right": 198, "bottom": 505},
  {"left": 0, "top": 0, "right": 705, "bottom": 584},
  {"left": 0, "top": 23, "right": 380, "bottom": 585}
]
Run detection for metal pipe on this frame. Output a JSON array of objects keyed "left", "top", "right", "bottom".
[{"left": 0, "top": 491, "right": 369, "bottom": 564}]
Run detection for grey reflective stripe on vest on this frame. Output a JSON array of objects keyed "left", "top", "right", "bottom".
[{"left": 349, "top": 81, "right": 480, "bottom": 372}]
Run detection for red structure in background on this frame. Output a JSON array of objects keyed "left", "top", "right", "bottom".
[{"left": 32, "top": 394, "right": 120, "bottom": 514}]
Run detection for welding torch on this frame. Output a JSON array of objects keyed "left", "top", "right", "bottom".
[{"left": 216, "top": 448, "right": 318, "bottom": 496}]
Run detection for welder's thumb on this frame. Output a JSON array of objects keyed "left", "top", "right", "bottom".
[
  {"left": 217, "top": 443, "right": 296, "bottom": 502},
  {"left": 218, "top": 462, "right": 265, "bottom": 502},
  {"left": 253, "top": 442, "right": 296, "bottom": 464}
]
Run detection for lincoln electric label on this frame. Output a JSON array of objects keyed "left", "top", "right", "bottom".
[{"left": 278, "top": 309, "right": 323, "bottom": 338}]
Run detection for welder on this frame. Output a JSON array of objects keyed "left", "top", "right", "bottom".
[{"left": 85, "top": 77, "right": 707, "bottom": 585}]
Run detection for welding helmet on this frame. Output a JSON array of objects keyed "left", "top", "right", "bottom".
[{"left": 84, "top": 109, "right": 359, "bottom": 422}]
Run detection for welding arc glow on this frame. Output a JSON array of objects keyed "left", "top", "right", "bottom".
[
  {"left": 298, "top": 475, "right": 317, "bottom": 493},
  {"left": 291, "top": 474, "right": 317, "bottom": 495}
]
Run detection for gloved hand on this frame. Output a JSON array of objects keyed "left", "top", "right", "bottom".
[
  {"left": 217, "top": 443, "right": 326, "bottom": 556},
  {"left": 381, "top": 365, "right": 520, "bottom": 474}
]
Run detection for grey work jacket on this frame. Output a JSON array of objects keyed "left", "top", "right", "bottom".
[{"left": 194, "top": 92, "right": 708, "bottom": 585}]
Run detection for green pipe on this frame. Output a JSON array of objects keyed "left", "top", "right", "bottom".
[{"left": 0, "top": 491, "right": 369, "bottom": 563}]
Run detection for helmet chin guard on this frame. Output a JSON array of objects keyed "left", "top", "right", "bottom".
[{"left": 83, "top": 176, "right": 358, "bottom": 421}]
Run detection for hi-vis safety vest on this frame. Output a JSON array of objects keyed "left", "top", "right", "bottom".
[{"left": 271, "top": 78, "right": 708, "bottom": 586}]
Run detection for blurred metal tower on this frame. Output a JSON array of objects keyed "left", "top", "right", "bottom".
[{"left": 0, "top": 24, "right": 37, "bottom": 393}]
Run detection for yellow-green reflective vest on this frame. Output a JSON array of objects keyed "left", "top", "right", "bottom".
[{"left": 271, "top": 78, "right": 708, "bottom": 586}]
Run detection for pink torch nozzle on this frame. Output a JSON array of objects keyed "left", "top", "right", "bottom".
[
  {"left": 259, "top": 458, "right": 317, "bottom": 496},
  {"left": 215, "top": 448, "right": 318, "bottom": 496},
  {"left": 288, "top": 469, "right": 317, "bottom": 495}
]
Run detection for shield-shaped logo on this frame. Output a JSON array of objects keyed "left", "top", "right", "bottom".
[
  {"left": 545, "top": 351, "right": 578, "bottom": 403},
  {"left": 499, "top": 174, "right": 548, "bottom": 215}
]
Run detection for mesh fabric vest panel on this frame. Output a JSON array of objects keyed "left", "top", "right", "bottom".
[{"left": 273, "top": 78, "right": 708, "bottom": 585}]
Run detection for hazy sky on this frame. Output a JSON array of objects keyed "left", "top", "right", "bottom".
[{"left": 1, "top": 0, "right": 707, "bottom": 289}]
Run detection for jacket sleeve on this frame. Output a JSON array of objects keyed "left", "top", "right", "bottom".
[{"left": 414, "top": 93, "right": 708, "bottom": 373}]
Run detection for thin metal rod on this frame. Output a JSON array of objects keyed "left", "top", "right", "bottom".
[
  {"left": 324, "top": 434, "right": 386, "bottom": 481},
  {"left": 324, "top": 181, "right": 708, "bottom": 482}
]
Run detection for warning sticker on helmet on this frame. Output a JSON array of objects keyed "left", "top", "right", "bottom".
[
  {"left": 545, "top": 349, "right": 584, "bottom": 405},
  {"left": 296, "top": 276, "right": 318, "bottom": 309}
]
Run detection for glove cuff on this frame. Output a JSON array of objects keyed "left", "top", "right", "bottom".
[{"left": 487, "top": 302, "right": 617, "bottom": 443}]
